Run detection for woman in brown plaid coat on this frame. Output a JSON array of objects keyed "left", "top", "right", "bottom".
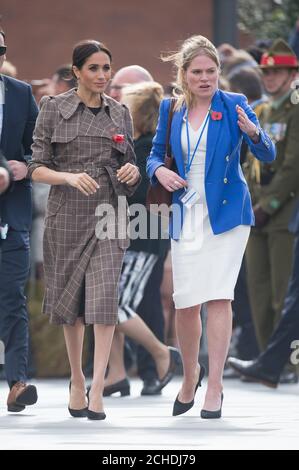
[{"left": 28, "top": 40, "right": 140, "bottom": 420}]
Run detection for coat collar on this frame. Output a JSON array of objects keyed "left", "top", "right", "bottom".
[{"left": 56, "top": 89, "right": 115, "bottom": 122}]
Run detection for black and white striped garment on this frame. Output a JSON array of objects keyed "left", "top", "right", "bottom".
[{"left": 118, "top": 250, "right": 158, "bottom": 323}]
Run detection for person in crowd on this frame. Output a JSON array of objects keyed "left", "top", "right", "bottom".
[
  {"left": 217, "top": 43, "right": 236, "bottom": 65},
  {"left": 147, "top": 35, "right": 275, "bottom": 419},
  {"left": 0, "top": 151, "right": 11, "bottom": 195},
  {"left": 51, "top": 64, "right": 77, "bottom": 95},
  {"left": 0, "top": 29, "right": 39, "bottom": 412},
  {"left": 101, "top": 81, "right": 180, "bottom": 398},
  {"left": 30, "top": 79, "right": 53, "bottom": 105},
  {"left": 223, "top": 67, "right": 267, "bottom": 367},
  {"left": 289, "top": 17, "right": 299, "bottom": 59},
  {"left": 221, "top": 49, "right": 258, "bottom": 80},
  {"left": 244, "top": 40, "right": 299, "bottom": 385},
  {"left": 27, "top": 39, "right": 140, "bottom": 420},
  {"left": 228, "top": 198, "right": 299, "bottom": 388},
  {"left": 107, "top": 65, "right": 171, "bottom": 396},
  {"left": 109, "top": 65, "right": 153, "bottom": 102},
  {"left": 0, "top": 59, "right": 17, "bottom": 78}
]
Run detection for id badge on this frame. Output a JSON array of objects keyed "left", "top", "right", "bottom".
[{"left": 179, "top": 187, "right": 200, "bottom": 208}]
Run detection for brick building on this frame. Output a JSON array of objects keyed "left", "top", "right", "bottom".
[{"left": 1, "top": 0, "right": 250, "bottom": 86}]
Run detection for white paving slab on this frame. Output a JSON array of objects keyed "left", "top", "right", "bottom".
[{"left": 0, "top": 378, "right": 298, "bottom": 450}]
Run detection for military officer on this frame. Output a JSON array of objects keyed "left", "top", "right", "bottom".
[{"left": 245, "top": 39, "right": 299, "bottom": 357}]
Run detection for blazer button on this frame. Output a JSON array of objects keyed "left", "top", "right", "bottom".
[
  {"left": 223, "top": 178, "right": 228, "bottom": 184},
  {"left": 225, "top": 155, "right": 229, "bottom": 162},
  {"left": 222, "top": 199, "right": 227, "bottom": 205}
]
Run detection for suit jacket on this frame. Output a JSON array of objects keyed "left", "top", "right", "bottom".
[
  {"left": 147, "top": 90, "right": 276, "bottom": 240},
  {"left": 0, "top": 151, "right": 12, "bottom": 199},
  {"left": 0, "top": 74, "right": 38, "bottom": 231}
]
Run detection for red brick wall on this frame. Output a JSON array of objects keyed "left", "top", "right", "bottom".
[{"left": 1, "top": 0, "right": 213, "bottom": 86}]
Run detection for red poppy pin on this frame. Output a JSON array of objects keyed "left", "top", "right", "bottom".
[
  {"left": 112, "top": 134, "right": 125, "bottom": 143},
  {"left": 210, "top": 111, "right": 222, "bottom": 121}
]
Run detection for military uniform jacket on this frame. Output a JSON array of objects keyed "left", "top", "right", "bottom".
[
  {"left": 245, "top": 93, "right": 299, "bottom": 230},
  {"left": 28, "top": 89, "right": 140, "bottom": 325}
]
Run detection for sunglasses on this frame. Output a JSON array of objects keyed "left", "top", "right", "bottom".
[{"left": 0, "top": 46, "right": 7, "bottom": 56}]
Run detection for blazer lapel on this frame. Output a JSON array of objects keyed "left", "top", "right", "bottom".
[
  {"left": 0, "top": 76, "right": 12, "bottom": 153},
  {"left": 205, "top": 90, "right": 224, "bottom": 177},
  {"left": 171, "top": 105, "right": 186, "bottom": 179}
]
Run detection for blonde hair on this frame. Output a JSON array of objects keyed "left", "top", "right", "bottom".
[
  {"left": 162, "top": 35, "right": 220, "bottom": 109},
  {"left": 121, "top": 81, "right": 164, "bottom": 136}
]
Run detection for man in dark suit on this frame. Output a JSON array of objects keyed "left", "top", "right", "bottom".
[
  {"left": 228, "top": 199, "right": 299, "bottom": 388},
  {"left": 0, "top": 151, "right": 11, "bottom": 195},
  {"left": 0, "top": 29, "right": 39, "bottom": 411},
  {"left": 0, "top": 151, "right": 11, "bottom": 260}
]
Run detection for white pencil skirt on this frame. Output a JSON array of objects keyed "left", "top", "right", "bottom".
[{"left": 171, "top": 201, "right": 250, "bottom": 309}]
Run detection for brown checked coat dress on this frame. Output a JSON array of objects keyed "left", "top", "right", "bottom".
[{"left": 28, "top": 89, "right": 140, "bottom": 326}]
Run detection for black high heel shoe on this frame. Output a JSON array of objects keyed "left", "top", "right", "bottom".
[
  {"left": 68, "top": 381, "right": 88, "bottom": 418},
  {"left": 200, "top": 392, "right": 223, "bottom": 419},
  {"left": 158, "top": 347, "right": 182, "bottom": 392},
  {"left": 86, "top": 387, "right": 106, "bottom": 421},
  {"left": 172, "top": 364, "right": 206, "bottom": 416},
  {"left": 103, "top": 378, "right": 130, "bottom": 397}
]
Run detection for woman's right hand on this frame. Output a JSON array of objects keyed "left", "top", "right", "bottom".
[
  {"left": 64, "top": 172, "right": 99, "bottom": 196},
  {"left": 155, "top": 166, "right": 187, "bottom": 192}
]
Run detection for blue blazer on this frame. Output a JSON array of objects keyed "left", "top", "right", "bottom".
[
  {"left": 0, "top": 75, "right": 38, "bottom": 231},
  {"left": 147, "top": 89, "right": 276, "bottom": 239}
]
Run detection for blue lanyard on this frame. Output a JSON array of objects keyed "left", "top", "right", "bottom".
[{"left": 185, "top": 109, "right": 210, "bottom": 175}]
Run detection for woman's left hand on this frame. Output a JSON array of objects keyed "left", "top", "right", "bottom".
[
  {"left": 236, "top": 105, "right": 258, "bottom": 140},
  {"left": 117, "top": 163, "right": 140, "bottom": 186}
]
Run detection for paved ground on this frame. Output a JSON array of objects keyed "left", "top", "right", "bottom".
[{"left": 0, "top": 377, "right": 298, "bottom": 450}]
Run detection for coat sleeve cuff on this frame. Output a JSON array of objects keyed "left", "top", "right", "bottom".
[
  {"left": 149, "top": 163, "right": 165, "bottom": 186},
  {"left": 250, "top": 128, "right": 273, "bottom": 152}
]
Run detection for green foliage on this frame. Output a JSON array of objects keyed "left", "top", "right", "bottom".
[{"left": 238, "top": 0, "right": 299, "bottom": 40}]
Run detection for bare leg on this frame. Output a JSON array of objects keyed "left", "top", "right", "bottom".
[
  {"left": 63, "top": 318, "right": 86, "bottom": 409},
  {"left": 88, "top": 324, "right": 115, "bottom": 413},
  {"left": 175, "top": 305, "right": 202, "bottom": 402},
  {"left": 118, "top": 315, "right": 170, "bottom": 380},
  {"left": 161, "top": 254, "right": 178, "bottom": 347},
  {"left": 104, "top": 330, "right": 126, "bottom": 386},
  {"left": 203, "top": 299, "right": 232, "bottom": 411}
]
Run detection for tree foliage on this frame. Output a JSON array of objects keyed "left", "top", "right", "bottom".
[{"left": 238, "top": 0, "right": 299, "bottom": 40}]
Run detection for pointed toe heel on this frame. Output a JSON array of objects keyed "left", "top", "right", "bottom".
[
  {"left": 68, "top": 406, "right": 88, "bottom": 418},
  {"left": 87, "top": 409, "right": 106, "bottom": 420},
  {"left": 172, "top": 364, "right": 205, "bottom": 416},
  {"left": 172, "top": 396, "right": 195, "bottom": 416},
  {"left": 68, "top": 381, "right": 88, "bottom": 418},
  {"left": 200, "top": 393, "right": 223, "bottom": 419},
  {"left": 86, "top": 385, "right": 106, "bottom": 420}
]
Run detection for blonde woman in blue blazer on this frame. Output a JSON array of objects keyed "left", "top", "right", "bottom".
[{"left": 147, "top": 35, "right": 275, "bottom": 419}]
